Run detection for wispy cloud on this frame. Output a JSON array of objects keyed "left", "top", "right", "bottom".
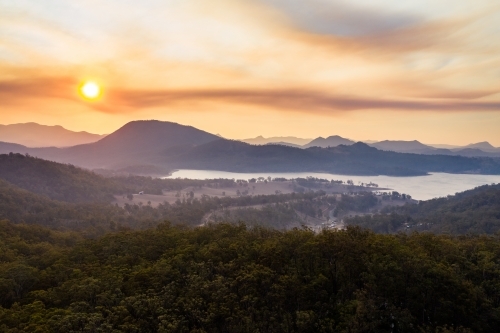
[
  {"left": 102, "top": 87, "right": 500, "bottom": 113},
  {"left": 261, "top": 0, "right": 422, "bottom": 37},
  {"left": 0, "top": 0, "right": 499, "bottom": 144},
  {"left": 1, "top": 75, "right": 498, "bottom": 113}
]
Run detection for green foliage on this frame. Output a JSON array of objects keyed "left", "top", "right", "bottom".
[
  {"left": 334, "top": 192, "right": 378, "bottom": 216},
  {"left": 1, "top": 221, "right": 500, "bottom": 332},
  {"left": 0, "top": 153, "right": 120, "bottom": 203},
  {"left": 0, "top": 176, "right": 331, "bottom": 235},
  {"left": 347, "top": 183, "right": 500, "bottom": 234},
  {"left": 0, "top": 153, "right": 258, "bottom": 204}
]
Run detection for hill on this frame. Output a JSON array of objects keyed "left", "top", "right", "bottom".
[
  {"left": 1, "top": 121, "right": 500, "bottom": 176},
  {"left": 368, "top": 140, "right": 500, "bottom": 157},
  {"left": 241, "top": 135, "right": 312, "bottom": 146},
  {"left": 58, "top": 120, "right": 221, "bottom": 169},
  {"left": 463, "top": 141, "right": 499, "bottom": 152},
  {"left": 369, "top": 140, "right": 433, "bottom": 152},
  {"left": 347, "top": 183, "right": 500, "bottom": 234},
  {"left": 158, "top": 140, "right": 500, "bottom": 176},
  {"left": 266, "top": 141, "right": 303, "bottom": 148},
  {"left": 0, "top": 141, "right": 32, "bottom": 154},
  {"left": 0, "top": 123, "right": 105, "bottom": 147},
  {"left": 0, "top": 153, "right": 121, "bottom": 203},
  {"left": 0, "top": 120, "right": 220, "bottom": 169},
  {"left": 303, "top": 135, "right": 355, "bottom": 148}
]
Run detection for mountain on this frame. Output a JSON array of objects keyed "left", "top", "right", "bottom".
[
  {"left": 463, "top": 142, "right": 499, "bottom": 152},
  {"left": 0, "top": 123, "right": 105, "bottom": 147},
  {"left": 0, "top": 120, "right": 220, "bottom": 169},
  {"left": 0, "top": 141, "right": 32, "bottom": 154},
  {"left": 303, "top": 135, "right": 355, "bottom": 148},
  {"left": 368, "top": 140, "right": 500, "bottom": 157},
  {"left": 450, "top": 148, "right": 497, "bottom": 158},
  {"left": 242, "top": 136, "right": 312, "bottom": 146},
  {"left": 1, "top": 121, "right": 500, "bottom": 176},
  {"left": 156, "top": 140, "right": 500, "bottom": 176},
  {"left": 427, "top": 143, "right": 462, "bottom": 149},
  {"left": 369, "top": 140, "right": 433, "bottom": 152},
  {"left": 266, "top": 141, "right": 303, "bottom": 148}
]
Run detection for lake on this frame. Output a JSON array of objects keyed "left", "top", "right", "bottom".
[{"left": 166, "top": 170, "right": 500, "bottom": 200}]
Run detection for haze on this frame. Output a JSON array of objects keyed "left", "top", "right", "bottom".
[{"left": 1, "top": 0, "right": 499, "bottom": 145}]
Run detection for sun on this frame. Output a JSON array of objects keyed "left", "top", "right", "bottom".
[{"left": 80, "top": 81, "right": 101, "bottom": 100}]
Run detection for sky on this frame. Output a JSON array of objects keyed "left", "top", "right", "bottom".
[{"left": 1, "top": 0, "right": 499, "bottom": 145}]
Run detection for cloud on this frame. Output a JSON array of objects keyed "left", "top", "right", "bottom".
[
  {"left": 1, "top": 75, "right": 499, "bottom": 114},
  {"left": 261, "top": 0, "right": 421, "bottom": 37},
  {"left": 104, "top": 87, "right": 500, "bottom": 113},
  {"left": 0, "top": 76, "right": 78, "bottom": 104}
]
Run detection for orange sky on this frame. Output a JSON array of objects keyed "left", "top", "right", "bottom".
[{"left": 1, "top": 0, "right": 499, "bottom": 145}]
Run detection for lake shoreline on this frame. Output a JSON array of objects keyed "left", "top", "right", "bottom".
[{"left": 164, "top": 169, "right": 500, "bottom": 201}]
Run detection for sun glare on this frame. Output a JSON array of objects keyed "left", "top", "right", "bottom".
[{"left": 80, "top": 81, "right": 101, "bottom": 100}]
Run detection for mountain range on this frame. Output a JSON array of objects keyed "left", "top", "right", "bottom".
[
  {"left": 242, "top": 136, "right": 312, "bottom": 146},
  {"left": 3, "top": 121, "right": 498, "bottom": 157},
  {"left": 1, "top": 120, "right": 500, "bottom": 176},
  {"left": 245, "top": 134, "right": 500, "bottom": 157},
  {"left": 0, "top": 123, "right": 105, "bottom": 147}
]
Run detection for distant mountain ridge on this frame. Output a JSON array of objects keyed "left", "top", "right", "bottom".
[
  {"left": 303, "top": 135, "right": 355, "bottom": 148},
  {"left": 0, "top": 123, "right": 105, "bottom": 147},
  {"left": 1, "top": 120, "right": 500, "bottom": 176},
  {"left": 0, "top": 120, "right": 220, "bottom": 169},
  {"left": 463, "top": 142, "right": 498, "bottom": 152},
  {"left": 242, "top": 134, "right": 500, "bottom": 158},
  {"left": 242, "top": 136, "right": 312, "bottom": 146},
  {"left": 369, "top": 140, "right": 431, "bottom": 152},
  {"left": 367, "top": 140, "right": 500, "bottom": 157}
]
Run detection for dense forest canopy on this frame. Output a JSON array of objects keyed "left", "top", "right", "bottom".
[{"left": 2, "top": 221, "right": 500, "bottom": 332}]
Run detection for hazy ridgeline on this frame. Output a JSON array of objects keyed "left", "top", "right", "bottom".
[{"left": 2, "top": 121, "right": 500, "bottom": 176}]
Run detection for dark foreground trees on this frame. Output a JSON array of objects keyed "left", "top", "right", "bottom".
[{"left": 1, "top": 220, "right": 500, "bottom": 332}]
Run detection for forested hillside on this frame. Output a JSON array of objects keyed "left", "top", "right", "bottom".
[
  {"left": 0, "top": 174, "right": 331, "bottom": 234},
  {"left": 0, "top": 153, "right": 121, "bottom": 203},
  {"left": 347, "top": 183, "right": 500, "bottom": 234},
  {"left": 2, "top": 221, "right": 500, "bottom": 332},
  {"left": 0, "top": 153, "right": 248, "bottom": 203}
]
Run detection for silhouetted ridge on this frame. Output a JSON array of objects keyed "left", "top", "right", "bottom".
[
  {"left": 95, "top": 120, "right": 218, "bottom": 150},
  {"left": 304, "top": 135, "right": 355, "bottom": 148},
  {"left": 1, "top": 121, "right": 500, "bottom": 176},
  {"left": 0, "top": 122, "right": 105, "bottom": 147},
  {"left": 47, "top": 120, "right": 220, "bottom": 169}
]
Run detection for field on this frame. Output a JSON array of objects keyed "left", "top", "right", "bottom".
[{"left": 113, "top": 180, "right": 384, "bottom": 207}]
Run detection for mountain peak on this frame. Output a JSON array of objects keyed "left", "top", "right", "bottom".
[
  {"left": 370, "top": 140, "right": 431, "bottom": 152},
  {"left": 0, "top": 122, "right": 105, "bottom": 147},
  {"left": 466, "top": 141, "right": 495, "bottom": 149},
  {"left": 304, "top": 135, "right": 355, "bottom": 148}
]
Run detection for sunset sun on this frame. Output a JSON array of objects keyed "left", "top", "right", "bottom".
[{"left": 80, "top": 81, "right": 101, "bottom": 99}]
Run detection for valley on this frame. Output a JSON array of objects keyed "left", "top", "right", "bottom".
[{"left": 4, "top": 0, "right": 500, "bottom": 329}]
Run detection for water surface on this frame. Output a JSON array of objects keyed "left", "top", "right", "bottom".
[{"left": 166, "top": 170, "right": 500, "bottom": 200}]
